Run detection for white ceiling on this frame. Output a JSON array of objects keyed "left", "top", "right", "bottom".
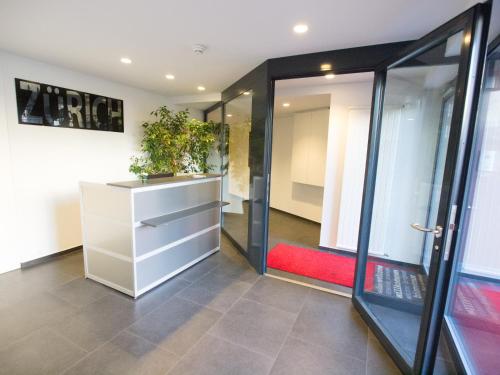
[
  {"left": 277, "top": 72, "right": 374, "bottom": 89},
  {"left": 274, "top": 94, "right": 330, "bottom": 116},
  {"left": 274, "top": 73, "right": 373, "bottom": 115},
  {"left": 0, "top": 0, "right": 475, "bottom": 98}
]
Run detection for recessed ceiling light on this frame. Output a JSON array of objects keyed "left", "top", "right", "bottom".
[
  {"left": 165, "top": 74, "right": 175, "bottom": 80},
  {"left": 320, "top": 64, "right": 332, "bottom": 71},
  {"left": 325, "top": 73, "right": 335, "bottom": 79},
  {"left": 243, "top": 91, "right": 251, "bottom": 96},
  {"left": 293, "top": 24, "right": 308, "bottom": 34},
  {"left": 226, "top": 114, "right": 233, "bottom": 117},
  {"left": 120, "top": 57, "right": 132, "bottom": 64},
  {"left": 283, "top": 103, "right": 290, "bottom": 107},
  {"left": 197, "top": 86, "right": 206, "bottom": 91}
]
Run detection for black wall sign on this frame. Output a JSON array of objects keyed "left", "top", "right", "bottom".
[{"left": 15, "top": 78, "right": 124, "bottom": 132}]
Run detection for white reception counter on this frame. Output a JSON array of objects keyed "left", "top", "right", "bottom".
[{"left": 80, "top": 174, "right": 225, "bottom": 297}]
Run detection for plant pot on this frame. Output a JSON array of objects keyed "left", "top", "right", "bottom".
[{"left": 147, "top": 172, "right": 174, "bottom": 179}]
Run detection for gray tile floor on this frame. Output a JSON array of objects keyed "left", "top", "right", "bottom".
[{"left": 0, "top": 236, "right": 401, "bottom": 375}]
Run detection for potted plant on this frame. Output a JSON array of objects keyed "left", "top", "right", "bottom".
[{"left": 129, "top": 107, "right": 220, "bottom": 180}]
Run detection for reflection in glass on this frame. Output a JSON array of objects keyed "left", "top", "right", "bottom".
[
  {"left": 206, "top": 106, "right": 223, "bottom": 174},
  {"left": 360, "top": 32, "right": 463, "bottom": 367},
  {"left": 441, "top": 43, "right": 500, "bottom": 375},
  {"left": 221, "top": 94, "right": 252, "bottom": 251}
]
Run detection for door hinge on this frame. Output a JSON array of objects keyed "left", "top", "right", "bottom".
[{"left": 443, "top": 204, "right": 458, "bottom": 261}]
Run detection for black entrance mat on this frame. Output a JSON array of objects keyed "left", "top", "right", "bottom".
[{"left": 372, "top": 265, "right": 426, "bottom": 304}]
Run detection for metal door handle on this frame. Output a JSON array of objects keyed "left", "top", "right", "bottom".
[{"left": 411, "top": 223, "right": 443, "bottom": 238}]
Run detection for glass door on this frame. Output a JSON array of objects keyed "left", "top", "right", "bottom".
[
  {"left": 221, "top": 93, "right": 253, "bottom": 253},
  {"left": 440, "top": 35, "right": 500, "bottom": 375},
  {"left": 353, "top": 3, "right": 490, "bottom": 374}
]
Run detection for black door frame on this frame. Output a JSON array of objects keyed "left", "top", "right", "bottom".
[
  {"left": 206, "top": 41, "right": 412, "bottom": 273},
  {"left": 352, "top": 3, "right": 491, "bottom": 374}
]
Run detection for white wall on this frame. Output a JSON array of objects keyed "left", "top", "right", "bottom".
[
  {"left": 0, "top": 50, "right": 201, "bottom": 272},
  {"left": 271, "top": 80, "right": 376, "bottom": 230},
  {"left": 462, "top": 90, "right": 500, "bottom": 278},
  {"left": 290, "top": 109, "right": 329, "bottom": 188},
  {"left": 335, "top": 109, "right": 371, "bottom": 249},
  {"left": 270, "top": 113, "right": 325, "bottom": 222},
  {"left": 320, "top": 82, "right": 374, "bottom": 251},
  {"left": 0, "top": 56, "right": 18, "bottom": 273}
]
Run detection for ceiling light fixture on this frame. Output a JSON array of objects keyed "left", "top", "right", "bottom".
[
  {"left": 283, "top": 103, "right": 290, "bottom": 107},
  {"left": 243, "top": 91, "right": 250, "bottom": 96},
  {"left": 293, "top": 24, "right": 308, "bottom": 34},
  {"left": 165, "top": 74, "right": 175, "bottom": 80},
  {"left": 197, "top": 86, "right": 206, "bottom": 91},
  {"left": 226, "top": 114, "right": 233, "bottom": 117},
  {"left": 120, "top": 57, "right": 132, "bottom": 64},
  {"left": 320, "top": 64, "right": 332, "bottom": 71},
  {"left": 325, "top": 73, "right": 335, "bottom": 79}
]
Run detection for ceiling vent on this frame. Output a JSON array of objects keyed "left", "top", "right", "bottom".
[{"left": 192, "top": 44, "right": 207, "bottom": 55}]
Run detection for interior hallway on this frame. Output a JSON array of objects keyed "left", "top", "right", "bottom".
[
  {"left": 0, "top": 235, "right": 400, "bottom": 375},
  {"left": 266, "top": 207, "right": 354, "bottom": 294}
]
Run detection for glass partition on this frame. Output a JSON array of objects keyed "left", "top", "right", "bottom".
[
  {"left": 441, "top": 41, "right": 500, "bottom": 375},
  {"left": 221, "top": 93, "right": 252, "bottom": 251},
  {"left": 205, "top": 106, "right": 223, "bottom": 174}
]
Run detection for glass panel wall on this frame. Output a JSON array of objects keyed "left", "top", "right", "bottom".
[
  {"left": 360, "top": 31, "right": 463, "bottom": 368},
  {"left": 441, "top": 42, "right": 500, "bottom": 375},
  {"left": 221, "top": 93, "right": 252, "bottom": 251},
  {"left": 206, "top": 106, "right": 223, "bottom": 174}
]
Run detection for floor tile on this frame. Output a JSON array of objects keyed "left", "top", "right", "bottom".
[
  {"left": 211, "top": 261, "right": 261, "bottom": 284},
  {"left": 0, "top": 264, "right": 78, "bottom": 307},
  {"left": 244, "top": 277, "right": 309, "bottom": 314},
  {"left": 52, "top": 277, "right": 112, "bottom": 308},
  {"left": 213, "top": 245, "right": 248, "bottom": 266},
  {"left": 177, "top": 254, "right": 220, "bottom": 282},
  {"left": 0, "top": 291, "right": 77, "bottom": 349},
  {"left": 366, "top": 338, "right": 401, "bottom": 375},
  {"left": 177, "top": 271, "right": 252, "bottom": 312},
  {"left": 120, "top": 277, "right": 191, "bottom": 317},
  {"left": 290, "top": 290, "right": 368, "bottom": 361},
  {"left": 266, "top": 267, "right": 353, "bottom": 295},
  {"left": 51, "top": 293, "right": 142, "bottom": 352},
  {"left": 43, "top": 251, "right": 86, "bottom": 278},
  {"left": 0, "top": 327, "right": 86, "bottom": 375},
  {"left": 209, "top": 298, "right": 296, "bottom": 358},
  {"left": 64, "top": 331, "right": 179, "bottom": 375},
  {"left": 169, "top": 334, "right": 274, "bottom": 375},
  {"left": 128, "top": 296, "right": 221, "bottom": 356},
  {"left": 270, "top": 336, "right": 365, "bottom": 375},
  {"left": 1, "top": 261, "right": 79, "bottom": 289}
]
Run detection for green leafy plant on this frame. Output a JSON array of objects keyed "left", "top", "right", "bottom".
[{"left": 129, "top": 107, "right": 220, "bottom": 179}]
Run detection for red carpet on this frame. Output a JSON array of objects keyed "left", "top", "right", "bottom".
[{"left": 267, "top": 242, "right": 375, "bottom": 288}]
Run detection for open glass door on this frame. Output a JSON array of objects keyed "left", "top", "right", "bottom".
[
  {"left": 220, "top": 62, "right": 270, "bottom": 274},
  {"left": 440, "top": 35, "right": 500, "bottom": 375},
  {"left": 353, "top": 3, "right": 490, "bottom": 374}
]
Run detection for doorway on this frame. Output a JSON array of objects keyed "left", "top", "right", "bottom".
[
  {"left": 353, "top": 3, "right": 491, "bottom": 373},
  {"left": 266, "top": 72, "right": 374, "bottom": 294},
  {"left": 210, "top": 4, "right": 490, "bottom": 372}
]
